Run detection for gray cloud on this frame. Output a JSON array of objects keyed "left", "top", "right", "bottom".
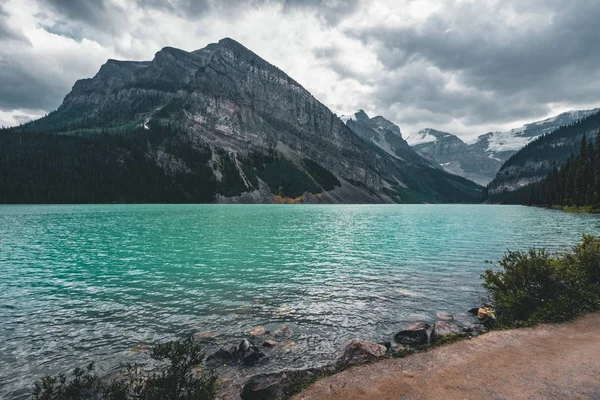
[
  {"left": 0, "top": 5, "right": 31, "bottom": 44},
  {"left": 343, "top": 0, "right": 600, "bottom": 129},
  {"left": 1, "top": 0, "right": 600, "bottom": 136},
  {"left": 0, "top": 56, "right": 68, "bottom": 111}
]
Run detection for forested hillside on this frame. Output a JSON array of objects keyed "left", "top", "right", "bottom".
[
  {"left": 487, "top": 110, "right": 600, "bottom": 197},
  {"left": 490, "top": 131, "right": 600, "bottom": 208}
]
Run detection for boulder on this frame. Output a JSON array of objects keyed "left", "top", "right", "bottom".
[
  {"left": 430, "top": 321, "right": 463, "bottom": 343},
  {"left": 248, "top": 326, "right": 266, "bottom": 336},
  {"left": 237, "top": 339, "right": 265, "bottom": 365},
  {"left": 436, "top": 312, "right": 454, "bottom": 321},
  {"left": 378, "top": 341, "right": 392, "bottom": 350},
  {"left": 389, "top": 343, "right": 411, "bottom": 357},
  {"left": 270, "top": 325, "right": 292, "bottom": 338},
  {"left": 336, "top": 339, "right": 388, "bottom": 366},
  {"left": 205, "top": 346, "right": 237, "bottom": 367},
  {"left": 240, "top": 366, "right": 337, "bottom": 400},
  {"left": 394, "top": 323, "right": 429, "bottom": 346},
  {"left": 262, "top": 339, "right": 277, "bottom": 348},
  {"left": 477, "top": 307, "right": 496, "bottom": 321},
  {"left": 461, "top": 323, "right": 487, "bottom": 336}
]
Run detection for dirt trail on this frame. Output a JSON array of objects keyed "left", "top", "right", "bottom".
[{"left": 295, "top": 313, "right": 600, "bottom": 400}]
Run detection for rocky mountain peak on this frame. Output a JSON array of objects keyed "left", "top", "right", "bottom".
[
  {"left": 354, "top": 109, "right": 370, "bottom": 121},
  {"left": 13, "top": 38, "right": 482, "bottom": 204}
]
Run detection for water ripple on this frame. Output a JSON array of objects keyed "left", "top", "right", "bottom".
[{"left": 0, "top": 204, "right": 598, "bottom": 398}]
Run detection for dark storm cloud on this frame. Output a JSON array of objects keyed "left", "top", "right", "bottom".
[
  {"left": 0, "top": 57, "right": 67, "bottom": 111},
  {"left": 39, "top": 0, "right": 110, "bottom": 28},
  {"left": 344, "top": 0, "right": 600, "bottom": 126}
]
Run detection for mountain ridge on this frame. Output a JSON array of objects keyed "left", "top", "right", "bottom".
[
  {"left": 404, "top": 108, "right": 600, "bottom": 186},
  {"left": 1, "top": 38, "right": 482, "bottom": 204}
]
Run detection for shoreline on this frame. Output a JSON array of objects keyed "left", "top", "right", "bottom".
[
  {"left": 221, "top": 308, "right": 488, "bottom": 399},
  {"left": 293, "top": 312, "right": 600, "bottom": 400}
]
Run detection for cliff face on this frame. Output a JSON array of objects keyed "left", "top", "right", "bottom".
[
  {"left": 343, "top": 110, "right": 430, "bottom": 167},
  {"left": 7, "top": 38, "right": 482, "bottom": 204}
]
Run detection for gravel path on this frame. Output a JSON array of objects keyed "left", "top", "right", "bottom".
[{"left": 295, "top": 313, "right": 600, "bottom": 400}]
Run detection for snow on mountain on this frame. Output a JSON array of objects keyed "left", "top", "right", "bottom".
[
  {"left": 472, "top": 108, "right": 600, "bottom": 154},
  {"left": 406, "top": 129, "right": 442, "bottom": 146}
]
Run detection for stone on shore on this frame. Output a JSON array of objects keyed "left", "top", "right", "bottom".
[
  {"left": 337, "top": 339, "right": 388, "bottom": 366},
  {"left": 240, "top": 366, "right": 336, "bottom": 400},
  {"left": 237, "top": 339, "right": 265, "bottom": 365},
  {"left": 431, "top": 321, "right": 463, "bottom": 343},
  {"left": 248, "top": 326, "right": 266, "bottom": 336},
  {"left": 477, "top": 307, "right": 496, "bottom": 322},
  {"left": 389, "top": 343, "right": 411, "bottom": 357},
  {"left": 394, "top": 323, "right": 430, "bottom": 346}
]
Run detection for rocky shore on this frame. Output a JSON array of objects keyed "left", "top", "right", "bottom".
[{"left": 194, "top": 307, "right": 493, "bottom": 399}]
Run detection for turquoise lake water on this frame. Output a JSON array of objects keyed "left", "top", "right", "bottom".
[{"left": 1, "top": 204, "right": 599, "bottom": 397}]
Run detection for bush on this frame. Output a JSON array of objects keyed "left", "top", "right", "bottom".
[
  {"left": 482, "top": 234, "right": 600, "bottom": 327},
  {"left": 33, "top": 339, "right": 218, "bottom": 400}
]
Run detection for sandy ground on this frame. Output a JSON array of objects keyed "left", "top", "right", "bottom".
[{"left": 295, "top": 313, "right": 600, "bottom": 400}]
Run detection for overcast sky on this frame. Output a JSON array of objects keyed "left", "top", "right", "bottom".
[{"left": 1, "top": 0, "right": 599, "bottom": 140}]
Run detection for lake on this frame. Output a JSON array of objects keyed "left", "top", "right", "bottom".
[{"left": 1, "top": 204, "right": 598, "bottom": 398}]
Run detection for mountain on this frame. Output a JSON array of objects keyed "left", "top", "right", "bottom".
[
  {"left": 486, "top": 110, "right": 600, "bottom": 199},
  {"left": 406, "top": 129, "right": 497, "bottom": 186},
  {"left": 406, "top": 109, "right": 600, "bottom": 186},
  {"left": 341, "top": 110, "right": 431, "bottom": 166},
  {"left": 0, "top": 38, "right": 482, "bottom": 204}
]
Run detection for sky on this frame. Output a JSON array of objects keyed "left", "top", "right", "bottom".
[{"left": 1, "top": 0, "right": 599, "bottom": 140}]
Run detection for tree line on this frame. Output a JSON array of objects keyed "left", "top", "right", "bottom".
[{"left": 494, "top": 130, "right": 600, "bottom": 209}]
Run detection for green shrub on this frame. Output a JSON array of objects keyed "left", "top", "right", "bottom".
[
  {"left": 33, "top": 339, "right": 218, "bottom": 400},
  {"left": 483, "top": 234, "right": 600, "bottom": 327}
]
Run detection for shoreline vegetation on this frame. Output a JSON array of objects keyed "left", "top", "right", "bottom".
[{"left": 33, "top": 235, "right": 600, "bottom": 400}]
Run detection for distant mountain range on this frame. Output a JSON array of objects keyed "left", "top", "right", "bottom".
[
  {"left": 0, "top": 38, "right": 482, "bottom": 204},
  {"left": 404, "top": 109, "right": 600, "bottom": 186},
  {"left": 486, "top": 110, "right": 600, "bottom": 199}
]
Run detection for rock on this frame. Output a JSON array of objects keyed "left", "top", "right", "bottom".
[
  {"left": 461, "top": 323, "right": 487, "bottom": 336},
  {"left": 468, "top": 307, "right": 480, "bottom": 315},
  {"left": 248, "top": 326, "right": 266, "bottom": 336},
  {"left": 477, "top": 307, "right": 496, "bottom": 321},
  {"left": 262, "top": 339, "right": 277, "bottom": 348},
  {"left": 237, "top": 339, "right": 265, "bottom": 365},
  {"left": 270, "top": 325, "right": 292, "bottom": 338},
  {"left": 192, "top": 331, "right": 216, "bottom": 342},
  {"left": 431, "top": 321, "right": 463, "bottom": 343},
  {"left": 389, "top": 343, "right": 411, "bottom": 357},
  {"left": 336, "top": 339, "right": 387, "bottom": 366},
  {"left": 378, "top": 341, "right": 392, "bottom": 350},
  {"left": 205, "top": 346, "right": 237, "bottom": 367},
  {"left": 394, "top": 323, "right": 429, "bottom": 346},
  {"left": 240, "top": 366, "right": 337, "bottom": 400},
  {"left": 408, "top": 322, "right": 431, "bottom": 330},
  {"left": 436, "top": 312, "right": 454, "bottom": 321}
]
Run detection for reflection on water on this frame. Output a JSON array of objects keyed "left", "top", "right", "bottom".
[{"left": 0, "top": 204, "right": 598, "bottom": 398}]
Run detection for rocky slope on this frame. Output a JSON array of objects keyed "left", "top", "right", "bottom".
[
  {"left": 1, "top": 38, "right": 482, "bottom": 204},
  {"left": 487, "top": 110, "right": 600, "bottom": 197},
  {"left": 406, "top": 109, "right": 599, "bottom": 186},
  {"left": 341, "top": 110, "right": 429, "bottom": 166},
  {"left": 406, "top": 129, "right": 496, "bottom": 186}
]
